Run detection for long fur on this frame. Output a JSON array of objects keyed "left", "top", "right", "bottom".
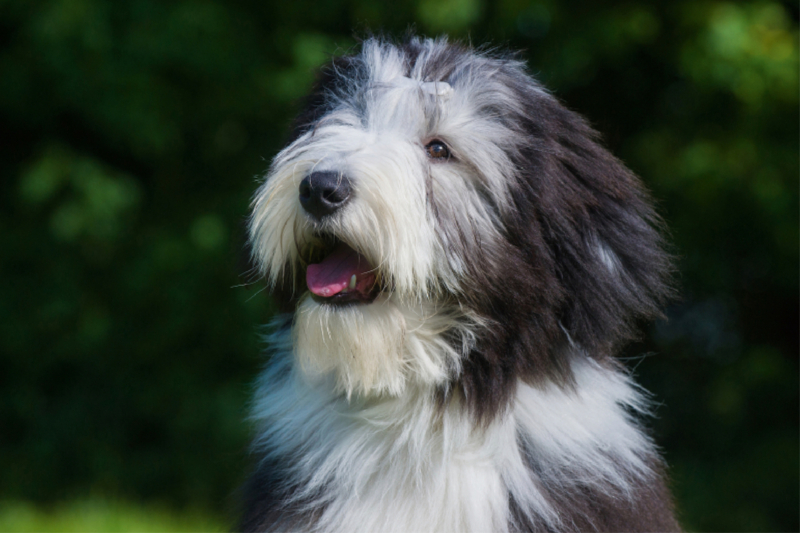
[{"left": 242, "top": 36, "right": 679, "bottom": 532}]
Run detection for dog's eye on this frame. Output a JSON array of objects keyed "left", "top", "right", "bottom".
[{"left": 425, "top": 140, "right": 450, "bottom": 160}]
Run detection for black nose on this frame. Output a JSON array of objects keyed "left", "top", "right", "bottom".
[{"left": 299, "top": 171, "right": 353, "bottom": 219}]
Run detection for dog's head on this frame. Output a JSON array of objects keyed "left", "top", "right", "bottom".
[{"left": 249, "top": 37, "right": 672, "bottom": 414}]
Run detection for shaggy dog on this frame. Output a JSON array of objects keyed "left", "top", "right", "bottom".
[{"left": 241, "top": 36, "right": 679, "bottom": 532}]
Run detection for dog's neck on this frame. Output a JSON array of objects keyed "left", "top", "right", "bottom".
[{"left": 250, "top": 315, "right": 659, "bottom": 533}]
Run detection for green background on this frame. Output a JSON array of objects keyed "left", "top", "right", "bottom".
[{"left": 1, "top": 0, "right": 797, "bottom": 530}]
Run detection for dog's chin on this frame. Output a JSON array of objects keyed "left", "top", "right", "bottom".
[
  {"left": 309, "top": 288, "right": 380, "bottom": 307},
  {"left": 293, "top": 293, "right": 409, "bottom": 397},
  {"left": 305, "top": 289, "right": 389, "bottom": 310}
]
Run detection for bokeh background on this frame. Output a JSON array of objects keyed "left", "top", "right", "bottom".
[{"left": 1, "top": 0, "right": 797, "bottom": 531}]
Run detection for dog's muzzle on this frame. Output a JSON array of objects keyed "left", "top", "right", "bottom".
[{"left": 296, "top": 170, "right": 381, "bottom": 305}]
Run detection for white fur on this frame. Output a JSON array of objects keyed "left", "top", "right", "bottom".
[
  {"left": 252, "top": 330, "right": 656, "bottom": 533},
  {"left": 293, "top": 295, "right": 479, "bottom": 397},
  {"left": 596, "top": 240, "right": 620, "bottom": 273}
]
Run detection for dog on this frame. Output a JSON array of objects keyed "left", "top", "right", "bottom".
[{"left": 241, "top": 36, "right": 680, "bottom": 532}]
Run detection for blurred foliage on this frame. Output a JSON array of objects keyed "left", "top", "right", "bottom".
[
  {"left": 0, "top": 0, "right": 797, "bottom": 531},
  {"left": 0, "top": 499, "right": 223, "bottom": 532}
]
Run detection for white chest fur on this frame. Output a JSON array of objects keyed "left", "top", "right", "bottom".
[{"left": 250, "top": 339, "right": 655, "bottom": 533}]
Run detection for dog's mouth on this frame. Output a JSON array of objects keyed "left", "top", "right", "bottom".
[{"left": 303, "top": 238, "right": 382, "bottom": 306}]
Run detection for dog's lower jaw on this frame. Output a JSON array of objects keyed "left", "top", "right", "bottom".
[{"left": 243, "top": 323, "right": 679, "bottom": 533}]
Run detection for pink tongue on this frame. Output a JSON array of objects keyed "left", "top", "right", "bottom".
[{"left": 306, "top": 243, "right": 376, "bottom": 298}]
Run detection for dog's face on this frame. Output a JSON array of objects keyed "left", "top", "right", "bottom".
[
  {"left": 249, "top": 38, "right": 671, "bottom": 410},
  {"left": 251, "top": 42, "right": 520, "bottom": 301}
]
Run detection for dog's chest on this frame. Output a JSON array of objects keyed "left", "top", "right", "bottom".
[
  {"left": 251, "top": 366, "right": 519, "bottom": 532},
  {"left": 315, "top": 438, "right": 510, "bottom": 533},
  {"left": 247, "top": 350, "right": 662, "bottom": 533}
]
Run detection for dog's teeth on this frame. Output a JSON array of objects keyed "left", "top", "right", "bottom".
[{"left": 349, "top": 274, "right": 357, "bottom": 289}]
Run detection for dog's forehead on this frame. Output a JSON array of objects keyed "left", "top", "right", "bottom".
[{"left": 320, "top": 50, "right": 520, "bottom": 139}]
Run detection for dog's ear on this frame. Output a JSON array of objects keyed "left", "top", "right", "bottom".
[{"left": 515, "top": 93, "right": 675, "bottom": 357}]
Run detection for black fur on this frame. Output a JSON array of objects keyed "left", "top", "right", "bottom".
[{"left": 453, "top": 62, "right": 674, "bottom": 421}]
